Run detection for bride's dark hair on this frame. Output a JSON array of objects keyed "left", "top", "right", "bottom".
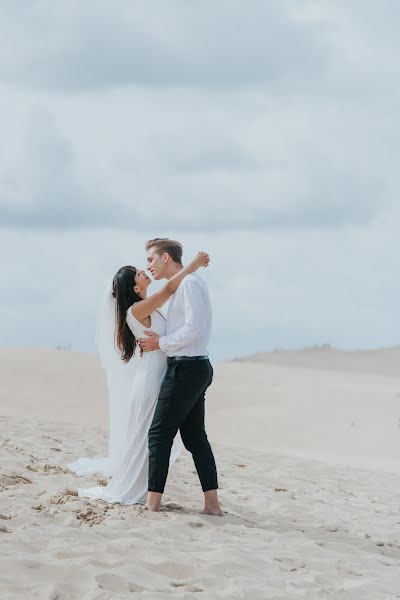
[{"left": 112, "top": 266, "right": 141, "bottom": 363}]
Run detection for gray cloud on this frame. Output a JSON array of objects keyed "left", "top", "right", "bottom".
[
  {"left": 0, "top": 1, "right": 328, "bottom": 90},
  {"left": 0, "top": 87, "right": 395, "bottom": 231},
  {"left": 1, "top": 1, "right": 398, "bottom": 232}
]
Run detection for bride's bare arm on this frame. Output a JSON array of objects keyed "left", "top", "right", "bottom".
[{"left": 132, "top": 252, "right": 210, "bottom": 322}]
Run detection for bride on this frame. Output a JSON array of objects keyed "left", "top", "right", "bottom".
[{"left": 68, "top": 250, "right": 210, "bottom": 505}]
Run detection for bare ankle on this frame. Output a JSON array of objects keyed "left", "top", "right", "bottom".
[
  {"left": 145, "top": 504, "right": 160, "bottom": 513},
  {"left": 146, "top": 491, "right": 162, "bottom": 513},
  {"left": 201, "top": 505, "right": 223, "bottom": 517}
]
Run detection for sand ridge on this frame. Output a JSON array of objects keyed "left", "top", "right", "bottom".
[{"left": 234, "top": 345, "right": 400, "bottom": 379}]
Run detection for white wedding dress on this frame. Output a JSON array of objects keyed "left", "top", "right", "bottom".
[
  {"left": 70, "top": 305, "right": 183, "bottom": 505},
  {"left": 67, "top": 357, "right": 136, "bottom": 479}
]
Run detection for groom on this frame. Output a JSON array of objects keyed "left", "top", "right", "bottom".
[{"left": 138, "top": 238, "right": 222, "bottom": 516}]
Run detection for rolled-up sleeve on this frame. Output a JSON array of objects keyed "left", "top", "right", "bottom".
[{"left": 159, "top": 279, "right": 204, "bottom": 354}]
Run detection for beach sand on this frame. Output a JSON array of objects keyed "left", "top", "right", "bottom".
[{"left": 1, "top": 347, "right": 400, "bottom": 599}]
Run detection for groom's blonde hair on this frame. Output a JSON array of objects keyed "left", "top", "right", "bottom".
[{"left": 145, "top": 238, "right": 183, "bottom": 264}]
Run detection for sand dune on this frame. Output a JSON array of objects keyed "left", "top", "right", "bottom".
[
  {"left": 234, "top": 345, "right": 400, "bottom": 379},
  {"left": 1, "top": 346, "right": 400, "bottom": 598}
]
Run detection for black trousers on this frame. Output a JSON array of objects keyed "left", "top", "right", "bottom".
[{"left": 148, "top": 358, "right": 218, "bottom": 494}]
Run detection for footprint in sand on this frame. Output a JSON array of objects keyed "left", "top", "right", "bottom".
[
  {"left": 76, "top": 503, "right": 115, "bottom": 526},
  {"left": 48, "top": 490, "right": 79, "bottom": 505},
  {"left": 170, "top": 582, "right": 204, "bottom": 592},
  {"left": 188, "top": 521, "right": 204, "bottom": 528},
  {"left": 274, "top": 556, "right": 307, "bottom": 573},
  {"left": 146, "top": 561, "right": 194, "bottom": 580},
  {"left": 95, "top": 573, "right": 144, "bottom": 593},
  {"left": 1, "top": 439, "right": 37, "bottom": 461},
  {"left": 26, "top": 463, "right": 70, "bottom": 475},
  {"left": 0, "top": 473, "right": 32, "bottom": 490},
  {"left": 0, "top": 513, "right": 13, "bottom": 520},
  {"left": 160, "top": 503, "right": 185, "bottom": 512},
  {"left": 0, "top": 525, "right": 11, "bottom": 534},
  {"left": 41, "top": 434, "right": 62, "bottom": 443}
]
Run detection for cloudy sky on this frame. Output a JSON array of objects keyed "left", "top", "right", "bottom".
[{"left": 0, "top": 0, "right": 398, "bottom": 361}]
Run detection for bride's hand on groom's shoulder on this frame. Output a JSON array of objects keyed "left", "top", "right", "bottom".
[{"left": 192, "top": 251, "right": 210, "bottom": 270}]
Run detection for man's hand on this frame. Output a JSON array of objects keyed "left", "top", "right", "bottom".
[{"left": 138, "top": 330, "right": 160, "bottom": 353}]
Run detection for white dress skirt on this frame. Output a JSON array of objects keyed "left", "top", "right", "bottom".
[{"left": 74, "top": 308, "right": 183, "bottom": 504}]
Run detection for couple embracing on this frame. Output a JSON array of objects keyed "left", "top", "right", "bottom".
[{"left": 69, "top": 238, "right": 222, "bottom": 517}]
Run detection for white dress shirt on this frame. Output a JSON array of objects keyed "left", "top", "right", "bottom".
[{"left": 158, "top": 273, "right": 212, "bottom": 357}]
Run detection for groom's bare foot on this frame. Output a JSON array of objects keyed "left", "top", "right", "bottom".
[
  {"left": 145, "top": 491, "right": 162, "bottom": 512},
  {"left": 144, "top": 504, "right": 160, "bottom": 512},
  {"left": 201, "top": 506, "right": 223, "bottom": 517},
  {"left": 202, "top": 489, "right": 223, "bottom": 517}
]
